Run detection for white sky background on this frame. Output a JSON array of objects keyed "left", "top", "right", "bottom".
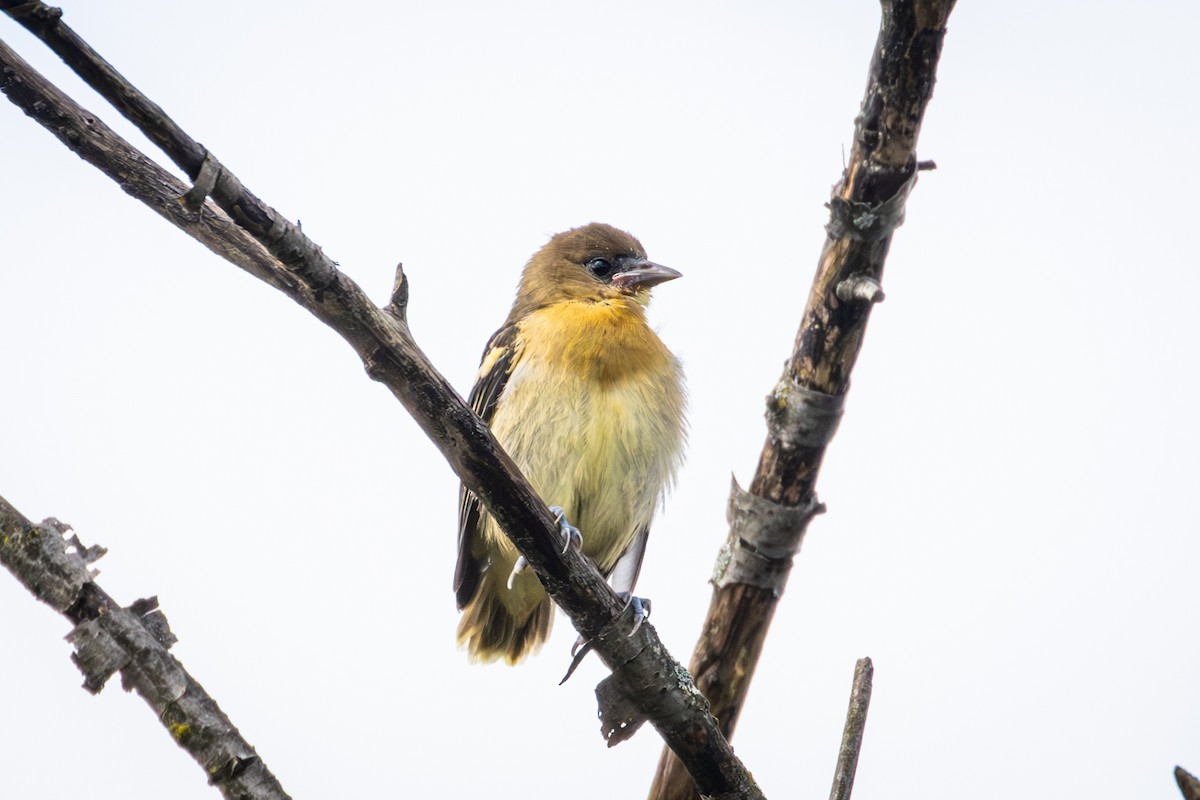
[{"left": 1, "top": 1, "right": 1197, "bottom": 797}]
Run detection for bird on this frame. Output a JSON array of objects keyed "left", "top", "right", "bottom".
[{"left": 454, "top": 222, "right": 686, "bottom": 665}]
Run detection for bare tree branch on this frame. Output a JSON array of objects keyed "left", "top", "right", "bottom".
[
  {"left": 0, "top": 496, "right": 291, "bottom": 800},
  {"left": 0, "top": 10, "right": 763, "bottom": 799},
  {"left": 650, "top": 1, "right": 958, "bottom": 797},
  {"left": 828, "top": 658, "right": 874, "bottom": 800},
  {"left": 1177, "top": 767, "right": 1200, "bottom": 800}
]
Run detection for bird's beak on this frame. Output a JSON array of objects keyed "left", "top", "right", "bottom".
[{"left": 611, "top": 260, "right": 682, "bottom": 290}]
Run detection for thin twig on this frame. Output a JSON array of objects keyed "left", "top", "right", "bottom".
[
  {"left": 0, "top": 16, "right": 762, "bottom": 800},
  {"left": 829, "top": 658, "right": 874, "bottom": 800}
]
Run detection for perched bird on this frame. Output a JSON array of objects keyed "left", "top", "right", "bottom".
[{"left": 455, "top": 223, "right": 686, "bottom": 664}]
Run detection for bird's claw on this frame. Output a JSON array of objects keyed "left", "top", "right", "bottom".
[
  {"left": 548, "top": 505, "right": 583, "bottom": 554},
  {"left": 560, "top": 637, "right": 594, "bottom": 684},
  {"left": 618, "top": 592, "right": 651, "bottom": 637},
  {"left": 560, "top": 594, "right": 650, "bottom": 683},
  {"left": 506, "top": 556, "right": 528, "bottom": 590},
  {"left": 506, "top": 506, "right": 581, "bottom": 591}
]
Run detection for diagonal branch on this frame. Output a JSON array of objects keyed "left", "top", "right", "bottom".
[
  {"left": 650, "top": 1, "right": 957, "bottom": 798},
  {"left": 0, "top": 496, "right": 291, "bottom": 800},
  {"left": 0, "top": 11, "right": 762, "bottom": 800}
]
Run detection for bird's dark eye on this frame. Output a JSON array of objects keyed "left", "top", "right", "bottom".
[{"left": 586, "top": 258, "right": 613, "bottom": 278}]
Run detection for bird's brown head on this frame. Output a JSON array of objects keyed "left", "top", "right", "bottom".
[{"left": 509, "top": 223, "right": 680, "bottom": 319}]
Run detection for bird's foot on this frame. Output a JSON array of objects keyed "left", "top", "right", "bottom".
[
  {"left": 559, "top": 593, "right": 652, "bottom": 684},
  {"left": 617, "top": 592, "right": 651, "bottom": 637},
  {"left": 506, "top": 556, "right": 528, "bottom": 590},
  {"left": 548, "top": 505, "right": 583, "bottom": 554},
  {"left": 509, "top": 508, "right": 579, "bottom": 591}
]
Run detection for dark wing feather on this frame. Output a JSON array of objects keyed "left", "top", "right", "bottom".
[{"left": 454, "top": 323, "right": 522, "bottom": 609}]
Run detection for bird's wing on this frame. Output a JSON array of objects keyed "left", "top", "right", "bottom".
[
  {"left": 606, "top": 525, "right": 650, "bottom": 597},
  {"left": 455, "top": 323, "right": 522, "bottom": 609}
]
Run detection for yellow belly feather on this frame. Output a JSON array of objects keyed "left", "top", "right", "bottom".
[{"left": 482, "top": 298, "right": 686, "bottom": 615}]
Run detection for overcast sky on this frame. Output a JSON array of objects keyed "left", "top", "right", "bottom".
[{"left": 2, "top": 1, "right": 1199, "bottom": 798}]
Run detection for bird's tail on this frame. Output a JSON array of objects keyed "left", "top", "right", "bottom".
[{"left": 456, "top": 570, "right": 554, "bottom": 665}]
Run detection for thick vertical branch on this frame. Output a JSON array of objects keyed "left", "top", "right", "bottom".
[{"left": 650, "top": 2, "right": 956, "bottom": 798}]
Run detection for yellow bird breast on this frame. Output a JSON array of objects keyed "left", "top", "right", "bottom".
[{"left": 484, "top": 298, "right": 686, "bottom": 576}]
